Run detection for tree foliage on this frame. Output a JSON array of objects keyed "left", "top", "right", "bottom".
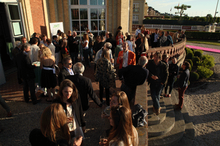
[{"left": 174, "top": 4, "right": 191, "bottom": 20}]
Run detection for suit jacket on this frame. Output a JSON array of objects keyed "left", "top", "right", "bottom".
[
  {"left": 16, "top": 52, "right": 36, "bottom": 80},
  {"left": 58, "top": 68, "right": 70, "bottom": 85},
  {"left": 178, "top": 69, "right": 190, "bottom": 88},
  {"left": 66, "top": 74, "right": 102, "bottom": 111},
  {"left": 53, "top": 96, "right": 86, "bottom": 127},
  {"left": 118, "top": 65, "right": 149, "bottom": 89},
  {"left": 117, "top": 50, "right": 136, "bottom": 69}
]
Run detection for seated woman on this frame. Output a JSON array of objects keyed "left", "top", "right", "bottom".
[
  {"left": 54, "top": 79, "right": 85, "bottom": 139},
  {"left": 100, "top": 106, "right": 139, "bottom": 146},
  {"left": 29, "top": 103, "right": 82, "bottom": 146}
]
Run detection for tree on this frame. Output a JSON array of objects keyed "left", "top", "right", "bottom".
[
  {"left": 206, "top": 14, "right": 213, "bottom": 23},
  {"left": 174, "top": 4, "right": 191, "bottom": 20}
]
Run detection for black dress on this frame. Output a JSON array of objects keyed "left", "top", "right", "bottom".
[{"left": 41, "top": 65, "right": 57, "bottom": 88}]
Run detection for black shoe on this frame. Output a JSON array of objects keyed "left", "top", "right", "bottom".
[{"left": 33, "top": 99, "right": 41, "bottom": 105}]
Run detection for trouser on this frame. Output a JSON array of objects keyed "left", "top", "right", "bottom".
[
  {"left": 23, "top": 78, "right": 37, "bottom": 103},
  {"left": 152, "top": 42, "right": 158, "bottom": 48},
  {"left": 99, "top": 83, "right": 110, "bottom": 106},
  {"left": 150, "top": 83, "right": 163, "bottom": 109},
  {"left": 55, "top": 52, "right": 60, "bottom": 65},
  {"left": 70, "top": 52, "right": 78, "bottom": 64},
  {"left": 178, "top": 87, "right": 188, "bottom": 109},
  {"left": 90, "top": 48, "right": 93, "bottom": 62},
  {"left": 0, "top": 94, "right": 10, "bottom": 113},
  {"left": 165, "top": 76, "right": 176, "bottom": 95},
  {"left": 121, "top": 83, "right": 136, "bottom": 109},
  {"left": 83, "top": 49, "right": 91, "bottom": 67}
]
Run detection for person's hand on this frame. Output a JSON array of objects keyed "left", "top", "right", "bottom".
[
  {"left": 111, "top": 58, "right": 114, "bottom": 63},
  {"left": 119, "top": 56, "right": 123, "bottom": 61},
  {"left": 73, "top": 136, "right": 83, "bottom": 146},
  {"left": 99, "top": 139, "right": 108, "bottom": 146},
  {"left": 34, "top": 64, "right": 37, "bottom": 67},
  {"left": 151, "top": 75, "right": 158, "bottom": 80},
  {"left": 73, "top": 41, "right": 77, "bottom": 44},
  {"left": 67, "top": 117, "right": 73, "bottom": 123}
]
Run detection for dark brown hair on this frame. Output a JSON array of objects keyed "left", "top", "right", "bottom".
[
  {"left": 107, "top": 106, "right": 135, "bottom": 146},
  {"left": 58, "top": 79, "right": 78, "bottom": 104}
]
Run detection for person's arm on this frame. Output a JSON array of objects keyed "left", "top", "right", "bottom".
[
  {"left": 118, "top": 67, "right": 127, "bottom": 80},
  {"left": 25, "top": 55, "right": 36, "bottom": 69},
  {"left": 117, "top": 52, "right": 123, "bottom": 64},
  {"left": 161, "top": 63, "right": 168, "bottom": 85},
  {"left": 132, "top": 52, "right": 136, "bottom": 65}
]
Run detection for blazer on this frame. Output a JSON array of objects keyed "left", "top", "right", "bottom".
[
  {"left": 58, "top": 68, "right": 70, "bottom": 85},
  {"left": 117, "top": 50, "right": 136, "bottom": 69},
  {"left": 118, "top": 65, "right": 149, "bottom": 89},
  {"left": 66, "top": 74, "right": 102, "bottom": 111},
  {"left": 53, "top": 96, "right": 86, "bottom": 127},
  {"left": 16, "top": 51, "right": 36, "bottom": 80}
]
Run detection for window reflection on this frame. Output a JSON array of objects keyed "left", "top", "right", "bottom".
[
  {"left": 71, "top": 0, "right": 78, "bottom": 5},
  {"left": 8, "top": 5, "right": 20, "bottom": 20},
  {"left": 90, "top": 0, "right": 97, "bottom": 5},
  {"left": 99, "top": 20, "right": 105, "bottom": 31},
  {"left": 80, "top": 0, "right": 87, "bottom": 5},
  {"left": 80, "top": 21, "right": 88, "bottom": 31},
  {"left": 91, "top": 21, "right": 98, "bottom": 31},
  {"left": 80, "top": 9, "right": 88, "bottom": 19},
  {"left": 99, "top": 9, "right": 105, "bottom": 19},
  {"left": 91, "top": 9, "right": 98, "bottom": 19},
  {"left": 72, "top": 9, "right": 79, "bottom": 19},
  {"left": 72, "top": 21, "right": 80, "bottom": 31},
  {"left": 98, "top": 0, "right": 105, "bottom": 5}
]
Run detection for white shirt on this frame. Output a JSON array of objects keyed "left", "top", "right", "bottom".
[
  {"left": 30, "top": 44, "right": 40, "bottom": 63},
  {"left": 126, "top": 40, "right": 134, "bottom": 52},
  {"left": 48, "top": 43, "right": 55, "bottom": 57},
  {"left": 122, "top": 51, "right": 129, "bottom": 68},
  {"left": 83, "top": 40, "right": 89, "bottom": 49},
  {"left": 135, "top": 29, "right": 141, "bottom": 36},
  {"left": 40, "top": 40, "right": 48, "bottom": 47}
]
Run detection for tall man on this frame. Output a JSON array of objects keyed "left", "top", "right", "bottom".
[
  {"left": 16, "top": 43, "right": 40, "bottom": 105},
  {"left": 46, "top": 39, "right": 55, "bottom": 57},
  {"left": 151, "top": 29, "right": 160, "bottom": 48},
  {"left": 146, "top": 52, "right": 168, "bottom": 115},
  {"left": 66, "top": 62, "right": 102, "bottom": 111},
  {"left": 30, "top": 38, "right": 40, "bottom": 63},
  {"left": 70, "top": 31, "right": 79, "bottom": 64},
  {"left": 117, "top": 42, "right": 136, "bottom": 69},
  {"left": 118, "top": 56, "right": 149, "bottom": 108}
]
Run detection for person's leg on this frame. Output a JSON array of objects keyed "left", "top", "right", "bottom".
[
  {"left": 83, "top": 49, "right": 89, "bottom": 66},
  {"left": 89, "top": 48, "right": 93, "bottom": 62},
  {"left": 178, "top": 87, "right": 187, "bottom": 109},
  {"left": 0, "top": 94, "right": 10, "bottom": 113},
  {"left": 70, "top": 52, "right": 75, "bottom": 64},
  {"left": 99, "top": 83, "right": 103, "bottom": 102},
  {"left": 105, "top": 88, "right": 110, "bottom": 106},
  {"left": 150, "top": 84, "right": 159, "bottom": 109},
  {"left": 169, "top": 77, "right": 175, "bottom": 94},
  {"left": 74, "top": 52, "right": 78, "bottom": 63},
  {"left": 47, "top": 88, "right": 52, "bottom": 101},
  {"left": 28, "top": 78, "right": 37, "bottom": 103},
  {"left": 23, "top": 79, "right": 30, "bottom": 103},
  {"left": 164, "top": 83, "right": 168, "bottom": 95}
]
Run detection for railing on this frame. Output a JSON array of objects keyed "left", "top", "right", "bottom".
[{"left": 141, "top": 37, "right": 186, "bottom": 60}]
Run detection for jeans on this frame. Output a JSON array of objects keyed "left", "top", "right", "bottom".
[
  {"left": 150, "top": 83, "right": 163, "bottom": 109},
  {"left": 83, "top": 49, "right": 91, "bottom": 67},
  {"left": 70, "top": 52, "right": 78, "bottom": 64},
  {"left": 177, "top": 87, "right": 188, "bottom": 109},
  {"left": 0, "top": 94, "right": 10, "bottom": 113},
  {"left": 165, "top": 76, "right": 176, "bottom": 95},
  {"left": 99, "top": 83, "right": 110, "bottom": 106},
  {"left": 23, "top": 78, "right": 37, "bottom": 103}
]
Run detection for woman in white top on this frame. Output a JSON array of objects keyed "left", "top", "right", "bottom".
[
  {"left": 100, "top": 106, "right": 139, "bottom": 146},
  {"left": 126, "top": 35, "right": 134, "bottom": 52},
  {"left": 81, "top": 34, "right": 90, "bottom": 67}
]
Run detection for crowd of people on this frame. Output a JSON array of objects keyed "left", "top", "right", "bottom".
[{"left": 3, "top": 25, "right": 190, "bottom": 145}]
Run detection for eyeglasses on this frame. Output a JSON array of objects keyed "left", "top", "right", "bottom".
[{"left": 67, "top": 63, "right": 72, "bottom": 65}]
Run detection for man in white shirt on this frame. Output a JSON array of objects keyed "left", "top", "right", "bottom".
[
  {"left": 30, "top": 38, "right": 40, "bottom": 63},
  {"left": 40, "top": 34, "right": 48, "bottom": 47},
  {"left": 46, "top": 39, "right": 55, "bottom": 57}
]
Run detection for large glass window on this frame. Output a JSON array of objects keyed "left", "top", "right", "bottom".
[
  {"left": 133, "top": 3, "right": 139, "bottom": 12},
  {"left": 70, "top": 1, "right": 106, "bottom": 37}
]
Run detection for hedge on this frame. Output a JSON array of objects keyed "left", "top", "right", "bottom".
[
  {"left": 190, "top": 72, "right": 200, "bottom": 81},
  {"left": 185, "top": 32, "right": 220, "bottom": 40},
  {"left": 197, "top": 66, "right": 213, "bottom": 78}
]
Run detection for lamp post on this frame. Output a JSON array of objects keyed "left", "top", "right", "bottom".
[{"left": 214, "top": 0, "right": 219, "bottom": 22}]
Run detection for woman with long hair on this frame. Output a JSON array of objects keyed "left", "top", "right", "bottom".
[
  {"left": 40, "top": 47, "right": 56, "bottom": 102},
  {"left": 81, "top": 33, "right": 90, "bottom": 67},
  {"left": 29, "top": 103, "right": 82, "bottom": 146},
  {"left": 54, "top": 79, "right": 85, "bottom": 139},
  {"left": 110, "top": 91, "right": 130, "bottom": 109},
  {"left": 95, "top": 49, "right": 116, "bottom": 106},
  {"left": 100, "top": 106, "right": 139, "bottom": 146}
]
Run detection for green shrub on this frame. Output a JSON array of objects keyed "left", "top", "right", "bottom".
[
  {"left": 185, "top": 32, "right": 220, "bottom": 40},
  {"left": 186, "top": 59, "right": 193, "bottom": 67},
  {"left": 186, "top": 52, "right": 194, "bottom": 59},
  {"left": 192, "top": 56, "right": 200, "bottom": 66},
  {"left": 185, "top": 48, "right": 193, "bottom": 55},
  {"left": 199, "top": 54, "right": 215, "bottom": 68},
  {"left": 197, "top": 66, "right": 213, "bottom": 78},
  {"left": 190, "top": 72, "right": 200, "bottom": 81},
  {"left": 194, "top": 50, "right": 203, "bottom": 58}
]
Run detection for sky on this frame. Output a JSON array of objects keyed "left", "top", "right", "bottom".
[{"left": 146, "top": 0, "right": 220, "bottom": 17}]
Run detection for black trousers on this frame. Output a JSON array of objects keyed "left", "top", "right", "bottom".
[
  {"left": 121, "top": 83, "right": 136, "bottom": 108},
  {"left": 99, "top": 83, "right": 110, "bottom": 106},
  {"left": 23, "top": 78, "right": 37, "bottom": 103}
]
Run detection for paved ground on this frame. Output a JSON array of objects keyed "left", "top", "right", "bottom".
[{"left": 184, "top": 42, "right": 220, "bottom": 146}]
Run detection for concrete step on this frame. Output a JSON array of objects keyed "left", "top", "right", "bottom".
[{"left": 148, "top": 97, "right": 175, "bottom": 137}]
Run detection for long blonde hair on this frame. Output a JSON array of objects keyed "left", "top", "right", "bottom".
[
  {"left": 40, "top": 103, "right": 70, "bottom": 142},
  {"left": 101, "top": 48, "right": 110, "bottom": 61},
  {"left": 42, "top": 47, "right": 52, "bottom": 58}
]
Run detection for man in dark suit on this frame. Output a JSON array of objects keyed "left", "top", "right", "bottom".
[
  {"left": 66, "top": 62, "right": 102, "bottom": 111},
  {"left": 150, "top": 29, "right": 160, "bottom": 48},
  {"left": 58, "top": 56, "right": 74, "bottom": 85},
  {"left": 106, "top": 32, "right": 116, "bottom": 56},
  {"left": 16, "top": 43, "right": 40, "bottom": 105},
  {"left": 118, "top": 56, "right": 149, "bottom": 108}
]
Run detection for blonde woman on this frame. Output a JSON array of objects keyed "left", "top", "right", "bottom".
[
  {"left": 29, "top": 103, "right": 82, "bottom": 146},
  {"left": 40, "top": 47, "right": 56, "bottom": 102}
]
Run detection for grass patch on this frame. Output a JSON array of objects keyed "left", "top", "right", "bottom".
[{"left": 187, "top": 40, "right": 220, "bottom": 46}]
